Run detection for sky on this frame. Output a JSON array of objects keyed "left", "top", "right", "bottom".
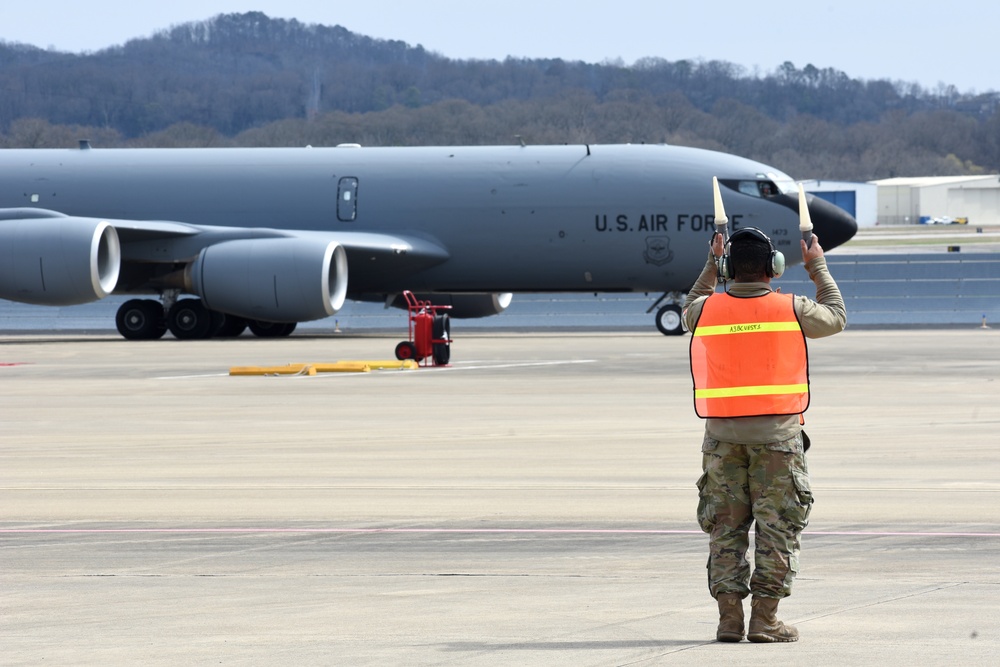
[{"left": 2, "top": 1, "right": 997, "bottom": 94}]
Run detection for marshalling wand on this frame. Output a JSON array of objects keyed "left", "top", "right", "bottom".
[
  {"left": 712, "top": 176, "right": 730, "bottom": 283},
  {"left": 798, "top": 183, "right": 814, "bottom": 249}
]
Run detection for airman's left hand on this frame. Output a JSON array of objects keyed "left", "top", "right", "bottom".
[{"left": 711, "top": 232, "right": 725, "bottom": 258}]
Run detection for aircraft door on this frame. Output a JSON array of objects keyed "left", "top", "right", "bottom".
[{"left": 337, "top": 177, "right": 359, "bottom": 222}]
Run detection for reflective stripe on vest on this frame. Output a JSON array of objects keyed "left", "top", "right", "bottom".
[{"left": 689, "top": 292, "right": 809, "bottom": 418}]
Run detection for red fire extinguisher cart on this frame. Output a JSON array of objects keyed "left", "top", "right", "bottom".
[{"left": 394, "top": 291, "right": 452, "bottom": 366}]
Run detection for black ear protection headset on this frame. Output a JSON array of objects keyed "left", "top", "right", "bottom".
[{"left": 717, "top": 227, "right": 785, "bottom": 280}]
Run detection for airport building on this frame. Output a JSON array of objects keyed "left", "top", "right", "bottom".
[
  {"left": 801, "top": 180, "right": 878, "bottom": 227},
  {"left": 802, "top": 175, "right": 1000, "bottom": 227},
  {"left": 870, "top": 174, "right": 1000, "bottom": 226}
]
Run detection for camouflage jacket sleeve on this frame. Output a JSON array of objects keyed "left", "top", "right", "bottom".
[
  {"left": 794, "top": 256, "right": 847, "bottom": 338},
  {"left": 682, "top": 252, "right": 718, "bottom": 331}
]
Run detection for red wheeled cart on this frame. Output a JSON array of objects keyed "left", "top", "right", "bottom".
[{"left": 394, "top": 291, "right": 452, "bottom": 366}]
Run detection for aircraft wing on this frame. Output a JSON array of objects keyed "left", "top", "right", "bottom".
[
  {"left": 0, "top": 208, "right": 450, "bottom": 317},
  {"left": 109, "top": 218, "right": 450, "bottom": 267}
]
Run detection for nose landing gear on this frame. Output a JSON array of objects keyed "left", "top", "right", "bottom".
[
  {"left": 648, "top": 291, "right": 687, "bottom": 336},
  {"left": 655, "top": 303, "right": 684, "bottom": 336}
]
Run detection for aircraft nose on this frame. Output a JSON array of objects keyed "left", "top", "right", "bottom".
[{"left": 806, "top": 195, "right": 858, "bottom": 250}]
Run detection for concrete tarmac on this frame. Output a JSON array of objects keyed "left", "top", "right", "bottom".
[{"left": 2, "top": 329, "right": 999, "bottom": 665}]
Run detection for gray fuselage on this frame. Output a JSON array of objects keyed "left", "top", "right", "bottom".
[{"left": 0, "top": 144, "right": 855, "bottom": 298}]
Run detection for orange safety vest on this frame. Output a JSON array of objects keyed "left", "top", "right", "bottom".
[{"left": 689, "top": 292, "right": 809, "bottom": 418}]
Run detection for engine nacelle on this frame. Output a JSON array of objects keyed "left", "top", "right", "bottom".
[
  {"left": 189, "top": 238, "right": 348, "bottom": 322},
  {"left": 394, "top": 292, "right": 513, "bottom": 318},
  {"left": 0, "top": 216, "right": 120, "bottom": 305}
]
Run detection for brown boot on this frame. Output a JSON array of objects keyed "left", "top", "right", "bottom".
[
  {"left": 748, "top": 596, "right": 799, "bottom": 642},
  {"left": 715, "top": 593, "right": 745, "bottom": 642}
]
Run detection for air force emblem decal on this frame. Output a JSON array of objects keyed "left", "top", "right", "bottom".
[{"left": 643, "top": 236, "right": 674, "bottom": 266}]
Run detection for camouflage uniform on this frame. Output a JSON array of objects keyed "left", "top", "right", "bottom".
[
  {"left": 683, "top": 250, "right": 845, "bottom": 601},
  {"left": 697, "top": 433, "right": 812, "bottom": 598}
]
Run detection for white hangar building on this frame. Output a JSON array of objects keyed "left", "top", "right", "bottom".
[{"left": 869, "top": 175, "right": 1000, "bottom": 226}]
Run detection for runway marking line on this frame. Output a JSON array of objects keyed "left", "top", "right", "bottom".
[
  {"left": 0, "top": 528, "right": 695, "bottom": 535},
  {"left": 423, "top": 360, "right": 598, "bottom": 372},
  {"left": 2, "top": 527, "right": 999, "bottom": 537}
]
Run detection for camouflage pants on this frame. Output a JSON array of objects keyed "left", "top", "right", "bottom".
[{"left": 696, "top": 433, "right": 813, "bottom": 599}]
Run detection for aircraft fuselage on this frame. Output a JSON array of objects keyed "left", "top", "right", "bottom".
[
  {"left": 0, "top": 143, "right": 858, "bottom": 339},
  {"left": 0, "top": 144, "right": 852, "bottom": 295}
]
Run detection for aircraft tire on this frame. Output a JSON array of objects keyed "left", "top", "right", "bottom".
[
  {"left": 116, "top": 299, "right": 167, "bottom": 340},
  {"left": 432, "top": 314, "right": 451, "bottom": 365},
  {"left": 168, "top": 299, "right": 214, "bottom": 340},
  {"left": 655, "top": 304, "right": 685, "bottom": 336},
  {"left": 214, "top": 313, "right": 248, "bottom": 338},
  {"left": 248, "top": 320, "right": 297, "bottom": 338},
  {"left": 207, "top": 310, "right": 226, "bottom": 338},
  {"left": 395, "top": 341, "right": 418, "bottom": 361}
]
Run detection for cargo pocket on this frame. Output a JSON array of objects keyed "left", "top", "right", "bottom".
[
  {"left": 790, "top": 469, "right": 814, "bottom": 531},
  {"left": 696, "top": 472, "right": 715, "bottom": 534}
]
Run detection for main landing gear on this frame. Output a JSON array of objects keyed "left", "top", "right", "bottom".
[
  {"left": 116, "top": 299, "right": 168, "bottom": 340},
  {"left": 648, "top": 291, "right": 687, "bottom": 336},
  {"left": 114, "top": 297, "right": 296, "bottom": 341}
]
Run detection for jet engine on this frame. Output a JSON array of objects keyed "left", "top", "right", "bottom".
[
  {"left": 394, "top": 292, "right": 513, "bottom": 318},
  {"left": 188, "top": 238, "right": 348, "bottom": 322},
  {"left": 0, "top": 216, "right": 120, "bottom": 305}
]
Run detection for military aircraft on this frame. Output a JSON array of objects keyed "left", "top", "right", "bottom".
[{"left": 0, "top": 143, "right": 856, "bottom": 341}]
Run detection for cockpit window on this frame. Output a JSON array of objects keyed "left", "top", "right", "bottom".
[
  {"left": 724, "top": 173, "right": 795, "bottom": 198},
  {"left": 765, "top": 172, "right": 798, "bottom": 195},
  {"left": 738, "top": 181, "right": 768, "bottom": 196},
  {"left": 728, "top": 179, "right": 778, "bottom": 198}
]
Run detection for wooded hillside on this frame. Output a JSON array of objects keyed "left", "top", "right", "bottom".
[{"left": 2, "top": 12, "right": 998, "bottom": 181}]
